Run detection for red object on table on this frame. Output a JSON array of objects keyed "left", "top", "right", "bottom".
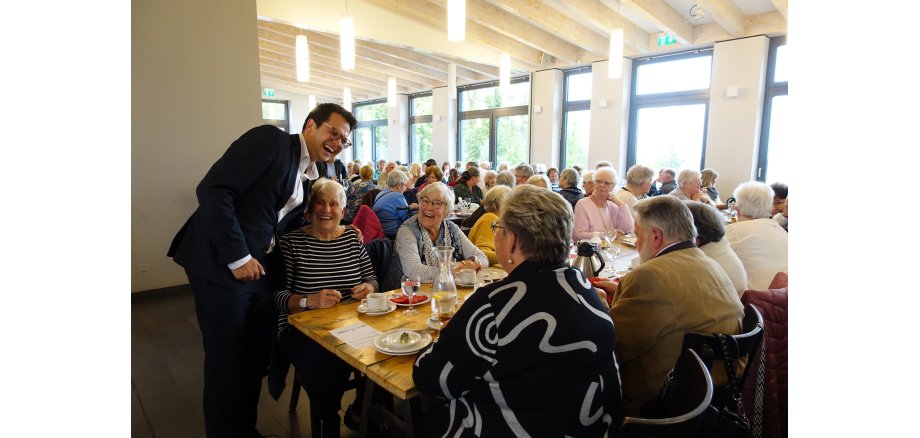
[{"left": 390, "top": 294, "right": 429, "bottom": 304}]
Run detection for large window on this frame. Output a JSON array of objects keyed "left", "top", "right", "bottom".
[
  {"left": 758, "top": 36, "right": 788, "bottom": 184},
  {"left": 458, "top": 77, "right": 530, "bottom": 167},
  {"left": 353, "top": 100, "right": 388, "bottom": 163},
  {"left": 261, "top": 99, "right": 289, "bottom": 132},
  {"left": 561, "top": 67, "right": 592, "bottom": 169},
  {"left": 409, "top": 93, "right": 433, "bottom": 163},
  {"left": 627, "top": 50, "right": 713, "bottom": 172}
]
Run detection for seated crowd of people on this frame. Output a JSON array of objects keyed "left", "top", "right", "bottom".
[{"left": 275, "top": 156, "right": 789, "bottom": 437}]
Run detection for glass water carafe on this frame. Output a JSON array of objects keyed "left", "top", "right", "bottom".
[{"left": 431, "top": 246, "right": 458, "bottom": 317}]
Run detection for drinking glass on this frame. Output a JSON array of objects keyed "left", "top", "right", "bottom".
[
  {"left": 610, "top": 243, "right": 622, "bottom": 270},
  {"left": 603, "top": 231, "right": 617, "bottom": 261},
  {"left": 401, "top": 274, "right": 421, "bottom": 316}
]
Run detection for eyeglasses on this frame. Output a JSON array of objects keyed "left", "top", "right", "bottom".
[
  {"left": 595, "top": 180, "right": 615, "bottom": 187},
  {"left": 419, "top": 197, "right": 446, "bottom": 209},
  {"left": 321, "top": 122, "right": 353, "bottom": 149},
  {"left": 490, "top": 221, "right": 504, "bottom": 234}
]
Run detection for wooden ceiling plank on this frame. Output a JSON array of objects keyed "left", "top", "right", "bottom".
[
  {"left": 698, "top": 0, "right": 746, "bottom": 38},
  {"left": 261, "top": 77, "right": 363, "bottom": 102},
  {"left": 611, "top": 0, "right": 694, "bottom": 45},
  {"left": 261, "top": 66, "right": 382, "bottom": 98},
  {"left": 543, "top": 0, "right": 650, "bottom": 53},
  {"left": 769, "top": 0, "right": 788, "bottom": 21},
  {"left": 357, "top": 39, "right": 482, "bottom": 82},
  {"left": 485, "top": 0, "right": 609, "bottom": 58}
]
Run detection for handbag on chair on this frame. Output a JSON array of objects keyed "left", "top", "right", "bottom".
[{"left": 697, "top": 334, "right": 750, "bottom": 438}]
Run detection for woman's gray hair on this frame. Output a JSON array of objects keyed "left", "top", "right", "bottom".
[
  {"left": 581, "top": 170, "right": 596, "bottom": 186},
  {"left": 500, "top": 185, "right": 573, "bottom": 264},
  {"left": 595, "top": 160, "right": 613, "bottom": 169},
  {"left": 594, "top": 167, "right": 618, "bottom": 184},
  {"left": 733, "top": 181, "right": 774, "bottom": 219},
  {"left": 418, "top": 181, "right": 454, "bottom": 216},
  {"left": 683, "top": 200, "right": 724, "bottom": 246},
  {"left": 677, "top": 169, "right": 702, "bottom": 188},
  {"left": 496, "top": 170, "right": 516, "bottom": 187},
  {"left": 559, "top": 168, "right": 581, "bottom": 188},
  {"left": 308, "top": 178, "right": 347, "bottom": 213},
  {"left": 387, "top": 170, "right": 409, "bottom": 188},
  {"left": 484, "top": 170, "right": 497, "bottom": 185},
  {"left": 700, "top": 168, "right": 719, "bottom": 187},
  {"left": 625, "top": 164, "right": 655, "bottom": 187},
  {"left": 526, "top": 174, "right": 551, "bottom": 189},
  {"left": 481, "top": 185, "right": 511, "bottom": 213},
  {"left": 632, "top": 196, "right": 697, "bottom": 243}
]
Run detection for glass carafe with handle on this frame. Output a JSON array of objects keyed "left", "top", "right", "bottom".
[{"left": 430, "top": 245, "right": 459, "bottom": 323}]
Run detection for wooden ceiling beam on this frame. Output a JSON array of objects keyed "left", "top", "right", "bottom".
[
  {"left": 358, "top": 39, "right": 483, "bottom": 82},
  {"left": 699, "top": 0, "right": 746, "bottom": 38},
  {"left": 485, "top": 0, "right": 609, "bottom": 58},
  {"left": 259, "top": 56, "right": 415, "bottom": 94},
  {"left": 260, "top": 78, "right": 363, "bottom": 103},
  {"left": 362, "top": 0, "right": 545, "bottom": 68},
  {"left": 543, "top": 0, "right": 650, "bottom": 53},
  {"left": 261, "top": 66, "right": 382, "bottom": 98},
  {"left": 769, "top": 0, "right": 788, "bottom": 21},
  {"left": 612, "top": 0, "right": 694, "bottom": 45}
]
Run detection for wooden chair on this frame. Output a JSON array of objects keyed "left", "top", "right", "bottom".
[{"left": 618, "top": 349, "right": 714, "bottom": 438}]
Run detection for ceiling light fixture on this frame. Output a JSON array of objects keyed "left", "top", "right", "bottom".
[
  {"left": 499, "top": 53, "right": 511, "bottom": 90},
  {"left": 608, "top": 29, "right": 624, "bottom": 79},
  {"left": 343, "top": 87, "right": 352, "bottom": 112},
  {"left": 448, "top": 63, "right": 457, "bottom": 100},
  {"left": 388, "top": 77, "right": 397, "bottom": 108},
  {"left": 340, "top": 2, "right": 355, "bottom": 71},
  {"left": 447, "top": 0, "right": 466, "bottom": 42},
  {"left": 295, "top": 34, "right": 310, "bottom": 82}
]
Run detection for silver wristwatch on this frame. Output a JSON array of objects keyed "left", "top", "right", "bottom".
[{"left": 299, "top": 297, "right": 308, "bottom": 309}]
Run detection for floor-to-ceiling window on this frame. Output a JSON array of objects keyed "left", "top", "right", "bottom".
[
  {"left": 757, "top": 36, "right": 788, "bottom": 184},
  {"left": 561, "top": 67, "right": 592, "bottom": 169},
  {"left": 457, "top": 77, "right": 530, "bottom": 167},
  {"left": 409, "top": 93, "right": 433, "bottom": 164},
  {"left": 353, "top": 100, "right": 388, "bottom": 164},
  {"left": 627, "top": 50, "right": 713, "bottom": 172},
  {"left": 261, "top": 99, "right": 289, "bottom": 132}
]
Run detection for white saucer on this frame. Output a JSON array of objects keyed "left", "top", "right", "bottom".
[
  {"left": 480, "top": 268, "right": 508, "bottom": 282},
  {"left": 374, "top": 330, "right": 433, "bottom": 355},
  {"left": 389, "top": 294, "right": 431, "bottom": 307},
  {"left": 455, "top": 280, "right": 477, "bottom": 287},
  {"left": 357, "top": 301, "right": 397, "bottom": 315},
  {"left": 381, "top": 330, "right": 423, "bottom": 350}
]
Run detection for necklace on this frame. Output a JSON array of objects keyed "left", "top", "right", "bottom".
[
  {"left": 305, "top": 225, "right": 342, "bottom": 241},
  {"left": 595, "top": 201, "right": 611, "bottom": 233}
]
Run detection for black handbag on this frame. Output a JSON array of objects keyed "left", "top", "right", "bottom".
[{"left": 696, "top": 334, "right": 750, "bottom": 438}]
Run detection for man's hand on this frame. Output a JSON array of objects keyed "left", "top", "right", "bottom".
[
  {"left": 231, "top": 258, "right": 265, "bottom": 281},
  {"left": 351, "top": 283, "right": 375, "bottom": 299},
  {"left": 348, "top": 224, "right": 364, "bottom": 243}
]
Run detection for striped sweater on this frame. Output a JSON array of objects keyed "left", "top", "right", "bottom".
[{"left": 273, "top": 227, "right": 378, "bottom": 335}]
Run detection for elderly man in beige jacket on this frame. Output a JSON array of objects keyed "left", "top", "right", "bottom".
[{"left": 602, "top": 196, "right": 744, "bottom": 415}]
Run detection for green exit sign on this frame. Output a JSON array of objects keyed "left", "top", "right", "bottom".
[
  {"left": 263, "top": 87, "right": 275, "bottom": 97},
  {"left": 657, "top": 34, "right": 677, "bottom": 46}
]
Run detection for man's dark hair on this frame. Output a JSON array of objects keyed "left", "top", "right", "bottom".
[
  {"left": 425, "top": 159, "right": 437, "bottom": 167},
  {"left": 770, "top": 182, "right": 788, "bottom": 200},
  {"left": 302, "top": 103, "right": 358, "bottom": 132},
  {"left": 683, "top": 201, "right": 725, "bottom": 246}
]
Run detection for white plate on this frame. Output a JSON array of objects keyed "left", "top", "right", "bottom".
[
  {"left": 455, "top": 280, "right": 477, "bottom": 287},
  {"left": 381, "top": 330, "right": 422, "bottom": 350},
  {"left": 389, "top": 294, "right": 431, "bottom": 307},
  {"left": 480, "top": 268, "right": 508, "bottom": 282},
  {"left": 357, "top": 301, "right": 397, "bottom": 315},
  {"left": 374, "top": 330, "right": 433, "bottom": 355}
]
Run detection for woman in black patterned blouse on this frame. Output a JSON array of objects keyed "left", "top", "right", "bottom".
[
  {"left": 274, "top": 179, "right": 377, "bottom": 437},
  {"left": 413, "top": 184, "right": 622, "bottom": 437}
]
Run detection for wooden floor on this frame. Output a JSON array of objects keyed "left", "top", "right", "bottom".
[{"left": 131, "top": 285, "right": 357, "bottom": 438}]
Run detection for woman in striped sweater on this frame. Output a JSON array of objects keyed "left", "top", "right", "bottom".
[{"left": 274, "top": 179, "right": 377, "bottom": 437}]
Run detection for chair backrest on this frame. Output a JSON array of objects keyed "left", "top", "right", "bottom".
[
  {"left": 361, "top": 188, "right": 382, "bottom": 209},
  {"left": 681, "top": 304, "right": 765, "bottom": 390},
  {"left": 363, "top": 238, "right": 404, "bottom": 292},
  {"left": 618, "top": 349, "right": 714, "bottom": 438}
]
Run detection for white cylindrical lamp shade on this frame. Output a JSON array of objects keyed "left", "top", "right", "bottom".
[
  {"left": 448, "top": 63, "right": 457, "bottom": 100},
  {"left": 608, "top": 29, "right": 624, "bottom": 79},
  {"left": 295, "top": 35, "right": 310, "bottom": 82},
  {"left": 447, "top": 0, "right": 466, "bottom": 42},
  {"left": 340, "top": 16, "right": 355, "bottom": 70}
]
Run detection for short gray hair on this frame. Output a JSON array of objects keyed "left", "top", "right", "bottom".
[
  {"left": 733, "top": 181, "right": 774, "bottom": 219},
  {"left": 632, "top": 196, "right": 697, "bottom": 243},
  {"left": 496, "top": 170, "right": 516, "bottom": 187},
  {"left": 594, "top": 167, "right": 618, "bottom": 184},
  {"left": 484, "top": 170, "right": 497, "bottom": 185},
  {"left": 514, "top": 163, "right": 534, "bottom": 179},
  {"left": 559, "top": 168, "right": 581, "bottom": 188},
  {"left": 308, "top": 178, "right": 347, "bottom": 213},
  {"left": 595, "top": 160, "right": 613, "bottom": 169},
  {"left": 625, "top": 164, "right": 655, "bottom": 187},
  {"left": 482, "top": 184, "right": 511, "bottom": 213},
  {"left": 500, "top": 185, "right": 573, "bottom": 264},
  {"left": 581, "top": 170, "right": 596, "bottom": 186},
  {"left": 684, "top": 201, "right": 725, "bottom": 246},
  {"left": 526, "top": 174, "right": 551, "bottom": 189},
  {"left": 677, "top": 169, "right": 702, "bottom": 188},
  {"left": 418, "top": 182, "right": 454, "bottom": 216},
  {"left": 387, "top": 170, "right": 408, "bottom": 188}
]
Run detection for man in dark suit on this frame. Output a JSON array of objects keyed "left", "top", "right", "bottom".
[{"left": 167, "top": 103, "right": 357, "bottom": 437}]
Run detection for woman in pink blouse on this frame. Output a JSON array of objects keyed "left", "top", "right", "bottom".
[{"left": 573, "top": 166, "right": 634, "bottom": 242}]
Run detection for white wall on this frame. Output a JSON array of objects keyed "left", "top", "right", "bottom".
[
  {"left": 132, "top": 0, "right": 262, "bottom": 292},
  {"left": 530, "top": 69, "right": 563, "bottom": 169},
  {"left": 431, "top": 86, "right": 456, "bottom": 164},
  {"left": 387, "top": 94, "right": 409, "bottom": 163},
  {"left": 588, "top": 59, "right": 633, "bottom": 179},
  {"left": 705, "top": 36, "right": 770, "bottom": 196}
]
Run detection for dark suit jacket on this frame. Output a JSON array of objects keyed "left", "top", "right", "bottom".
[
  {"left": 168, "top": 125, "right": 311, "bottom": 288},
  {"left": 315, "top": 159, "right": 347, "bottom": 182}
]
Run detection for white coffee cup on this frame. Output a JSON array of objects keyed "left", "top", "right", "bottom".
[
  {"left": 365, "top": 292, "right": 388, "bottom": 311},
  {"left": 458, "top": 268, "right": 476, "bottom": 285}
]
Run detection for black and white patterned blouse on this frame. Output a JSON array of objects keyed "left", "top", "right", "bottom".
[
  {"left": 273, "top": 227, "right": 377, "bottom": 335},
  {"left": 413, "top": 259, "right": 622, "bottom": 437}
]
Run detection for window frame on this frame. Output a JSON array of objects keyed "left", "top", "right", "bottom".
[
  {"left": 626, "top": 49, "right": 714, "bottom": 170},
  {"left": 756, "top": 35, "right": 788, "bottom": 182},
  {"left": 408, "top": 92, "right": 433, "bottom": 163},
  {"left": 456, "top": 75, "right": 531, "bottom": 165},
  {"left": 353, "top": 98, "right": 388, "bottom": 163},
  {"left": 261, "top": 99, "right": 289, "bottom": 132},
  {"left": 560, "top": 66, "right": 592, "bottom": 169}
]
